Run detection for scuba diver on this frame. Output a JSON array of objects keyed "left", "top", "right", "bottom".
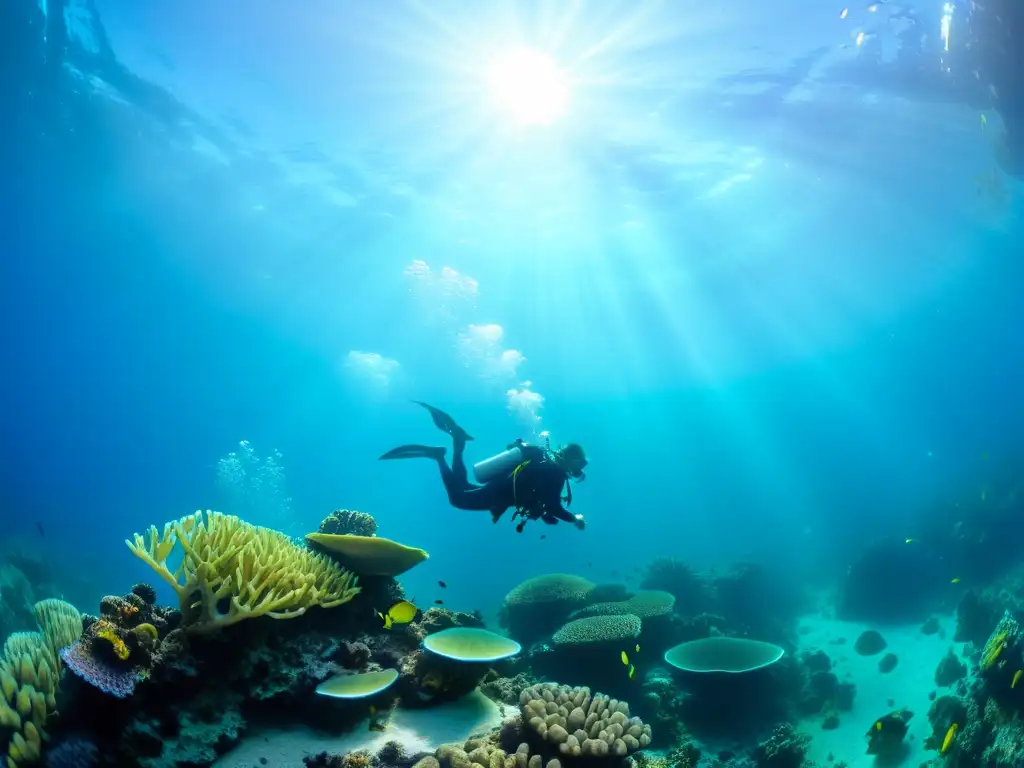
[{"left": 379, "top": 401, "right": 588, "bottom": 533}]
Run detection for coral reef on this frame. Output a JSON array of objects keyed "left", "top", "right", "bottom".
[
  {"left": 127, "top": 510, "right": 361, "bottom": 630},
  {"left": 319, "top": 509, "right": 379, "bottom": 538},
  {"left": 639, "top": 559, "right": 713, "bottom": 613},
  {"left": 0, "top": 598, "right": 83, "bottom": 768},
  {"left": 518, "top": 683, "right": 652, "bottom": 756},
  {"left": 935, "top": 648, "right": 967, "bottom": 687},
  {"left": 499, "top": 575, "right": 596, "bottom": 646},
  {"left": 567, "top": 592, "right": 676, "bottom": 626},
  {"left": 754, "top": 723, "right": 809, "bottom": 768}
]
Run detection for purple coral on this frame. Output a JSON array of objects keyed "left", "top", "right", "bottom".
[{"left": 60, "top": 642, "right": 139, "bottom": 698}]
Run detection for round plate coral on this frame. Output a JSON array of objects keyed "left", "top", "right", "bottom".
[
  {"left": 422, "top": 627, "right": 521, "bottom": 662},
  {"left": 315, "top": 668, "right": 399, "bottom": 698},
  {"left": 663, "top": 637, "right": 784, "bottom": 673}
]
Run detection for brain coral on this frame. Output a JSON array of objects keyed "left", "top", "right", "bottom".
[
  {"left": 552, "top": 615, "right": 642, "bottom": 647},
  {"left": 503, "top": 575, "right": 596, "bottom": 608},
  {"left": 519, "top": 683, "right": 652, "bottom": 757},
  {"left": 568, "top": 590, "right": 676, "bottom": 621}
]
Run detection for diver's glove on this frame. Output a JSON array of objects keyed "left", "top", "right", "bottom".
[{"left": 573, "top": 514, "right": 586, "bottom": 531}]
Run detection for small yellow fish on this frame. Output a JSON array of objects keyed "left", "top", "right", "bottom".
[
  {"left": 905, "top": 538, "right": 914, "bottom": 544},
  {"left": 980, "top": 114, "right": 988, "bottom": 131},
  {"left": 856, "top": 31, "right": 866, "bottom": 46},
  {"left": 1013, "top": 669, "right": 1022, "bottom": 689},
  {"left": 635, "top": 644, "right": 640, "bottom": 653},
  {"left": 628, "top": 664, "right": 636, "bottom": 680},
  {"left": 951, "top": 578, "right": 960, "bottom": 584},
  {"left": 840, "top": 7, "right": 849, "bottom": 18},
  {"left": 941, "top": 723, "right": 958, "bottom": 754},
  {"left": 377, "top": 600, "right": 419, "bottom": 630},
  {"left": 621, "top": 651, "right": 629, "bottom": 665},
  {"left": 874, "top": 721, "right": 883, "bottom": 731}
]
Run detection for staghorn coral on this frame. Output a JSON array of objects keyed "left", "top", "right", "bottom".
[
  {"left": 126, "top": 510, "right": 361, "bottom": 631},
  {"left": 1, "top": 598, "right": 82, "bottom": 768},
  {"left": 551, "top": 615, "right": 641, "bottom": 648},
  {"left": 319, "top": 509, "right": 378, "bottom": 538},
  {"left": 519, "top": 683, "right": 652, "bottom": 757}
]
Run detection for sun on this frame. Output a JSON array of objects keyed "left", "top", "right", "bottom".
[{"left": 486, "top": 48, "right": 570, "bottom": 126}]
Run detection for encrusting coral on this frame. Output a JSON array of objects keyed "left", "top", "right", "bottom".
[
  {"left": 126, "top": 510, "right": 361, "bottom": 631},
  {"left": 0, "top": 598, "right": 82, "bottom": 768}
]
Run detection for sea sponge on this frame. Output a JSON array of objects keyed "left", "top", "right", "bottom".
[
  {"left": 551, "top": 615, "right": 642, "bottom": 648},
  {"left": 318, "top": 509, "right": 378, "bottom": 537},
  {"left": 126, "top": 510, "right": 361, "bottom": 631},
  {"left": 568, "top": 591, "right": 676, "bottom": 621},
  {"left": 518, "top": 683, "right": 652, "bottom": 756}
]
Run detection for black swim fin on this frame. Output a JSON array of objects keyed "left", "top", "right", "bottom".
[
  {"left": 413, "top": 401, "right": 474, "bottom": 442},
  {"left": 379, "top": 444, "right": 446, "bottom": 461}
]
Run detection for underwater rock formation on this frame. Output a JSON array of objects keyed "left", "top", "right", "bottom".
[
  {"left": 935, "top": 648, "right": 967, "bottom": 687},
  {"left": 853, "top": 630, "right": 887, "bottom": 656}
]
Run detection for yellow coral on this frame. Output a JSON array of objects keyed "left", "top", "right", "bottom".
[
  {"left": 127, "top": 510, "right": 361, "bottom": 631},
  {"left": 133, "top": 623, "right": 159, "bottom": 641},
  {"left": 0, "top": 599, "right": 80, "bottom": 768},
  {"left": 96, "top": 629, "right": 130, "bottom": 661}
]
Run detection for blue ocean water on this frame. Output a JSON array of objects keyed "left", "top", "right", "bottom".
[{"left": 1, "top": 0, "right": 1022, "bottom": 626}]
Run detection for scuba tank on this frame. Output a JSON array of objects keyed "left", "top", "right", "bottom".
[{"left": 473, "top": 432, "right": 552, "bottom": 484}]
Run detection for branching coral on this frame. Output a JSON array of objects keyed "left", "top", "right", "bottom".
[{"left": 126, "top": 510, "right": 361, "bottom": 631}]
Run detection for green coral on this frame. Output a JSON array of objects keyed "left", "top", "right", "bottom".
[
  {"left": 0, "top": 599, "right": 82, "bottom": 768},
  {"left": 503, "top": 574, "right": 596, "bottom": 607},
  {"left": 552, "top": 615, "right": 642, "bottom": 647},
  {"left": 568, "top": 590, "right": 676, "bottom": 621}
]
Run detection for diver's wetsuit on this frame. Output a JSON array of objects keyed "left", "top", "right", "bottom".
[
  {"left": 379, "top": 402, "right": 576, "bottom": 528},
  {"left": 439, "top": 439, "right": 576, "bottom": 526}
]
